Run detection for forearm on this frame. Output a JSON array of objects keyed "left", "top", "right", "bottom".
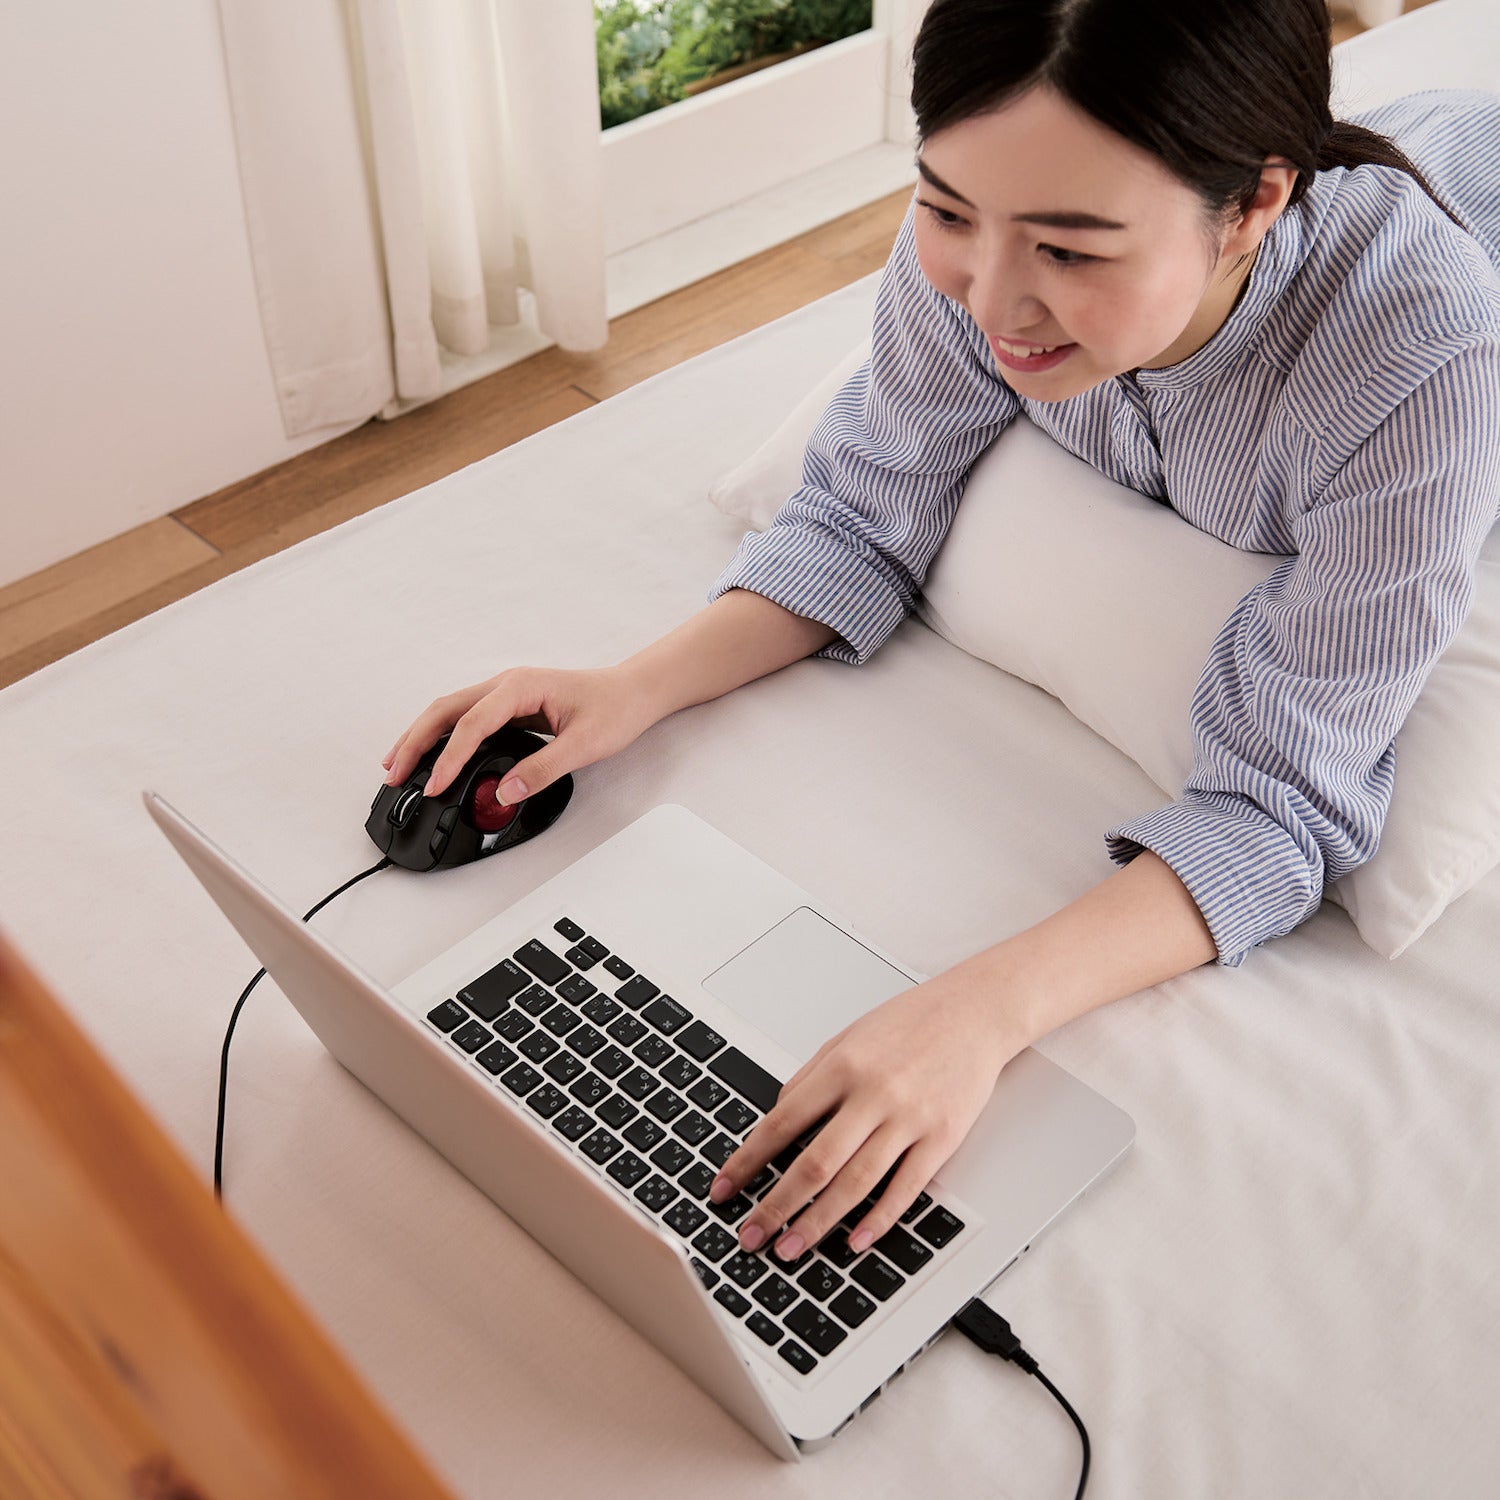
[
  {"left": 956, "top": 851, "right": 1217, "bottom": 1054},
  {"left": 617, "top": 587, "right": 840, "bottom": 721}
]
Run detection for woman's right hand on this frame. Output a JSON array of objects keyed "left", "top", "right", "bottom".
[{"left": 381, "top": 664, "right": 658, "bottom": 806}]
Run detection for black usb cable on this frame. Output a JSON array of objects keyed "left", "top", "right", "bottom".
[
  {"left": 213, "top": 854, "right": 393, "bottom": 1198},
  {"left": 952, "top": 1298, "right": 1091, "bottom": 1498}
]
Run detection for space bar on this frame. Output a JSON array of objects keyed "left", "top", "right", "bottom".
[{"left": 707, "top": 1047, "right": 784, "bottom": 1113}]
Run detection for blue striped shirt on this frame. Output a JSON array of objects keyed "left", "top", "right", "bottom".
[{"left": 710, "top": 89, "right": 1500, "bottom": 964}]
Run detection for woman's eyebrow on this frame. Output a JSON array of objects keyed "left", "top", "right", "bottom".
[{"left": 915, "top": 158, "right": 1128, "bottom": 231}]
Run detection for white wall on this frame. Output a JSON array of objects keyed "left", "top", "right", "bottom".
[{"left": 0, "top": 3, "right": 361, "bottom": 589}]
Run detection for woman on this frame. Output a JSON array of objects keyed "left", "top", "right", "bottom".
[{"left": 382, "top": 1, "right": 1500, "bottom": 1269}]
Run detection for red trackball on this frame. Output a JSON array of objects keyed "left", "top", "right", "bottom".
[{"left": 469, "top": 775, "right": 521, "bottom": 833}]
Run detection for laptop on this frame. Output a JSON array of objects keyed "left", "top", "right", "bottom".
[{"left": 144, "top": 792, "right": 1133, "bottom": 1458}]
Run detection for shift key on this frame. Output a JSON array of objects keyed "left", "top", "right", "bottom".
[{"left": 707, "top": 1047, "right": 783, "bottom": 1113}]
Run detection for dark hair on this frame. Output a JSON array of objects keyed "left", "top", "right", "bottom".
[{"left": 911, "top": 0, "right": 1468, "bottom": 246}]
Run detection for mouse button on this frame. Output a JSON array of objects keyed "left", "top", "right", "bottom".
[
  {"left": 389, "top": 784, "right": 424, "bottom": 829},
  {"left": 436, "top": 805, "right": 459, "bottom": 834}
]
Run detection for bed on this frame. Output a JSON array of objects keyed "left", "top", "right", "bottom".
[{"left": 1, "top": 6, "right": 1495, "bottom": 1495}]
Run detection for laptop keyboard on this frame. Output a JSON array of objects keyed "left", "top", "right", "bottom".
[{"left": 424, "top": 915, "right": 972, "bottom": 1382}]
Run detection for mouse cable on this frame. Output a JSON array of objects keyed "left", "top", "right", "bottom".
[
  {"left": 951, "top": 1297, "right": 1091, "bottom": 1499},
  {"left": 214, "top": 853, "right": 394, "bottom": 1200}
]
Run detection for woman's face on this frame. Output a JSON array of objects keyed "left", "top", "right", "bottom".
[{"left": 913, "top": 84, "right": 1263, "bottom": 398}]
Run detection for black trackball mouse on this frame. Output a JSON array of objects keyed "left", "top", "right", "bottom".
[{"left": 365, "top": 726, "right": 573, "bottom": 871}]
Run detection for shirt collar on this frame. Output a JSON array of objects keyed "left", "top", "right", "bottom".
[{"left": 1132, "top": 199, "right": 1307, "bottom": 393}]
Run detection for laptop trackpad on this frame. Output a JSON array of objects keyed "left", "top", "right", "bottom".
[{"left": 701, "top": 907, "right": 916, "bottom": 1063}]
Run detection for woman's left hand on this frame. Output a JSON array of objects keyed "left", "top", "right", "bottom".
[{"left": 708, "top": 965, "right": 1019, "bottom": 1263}]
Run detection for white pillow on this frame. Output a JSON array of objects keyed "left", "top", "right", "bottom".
[{"left": 709, "top": 345, "right": 1500, "bottom": 959}]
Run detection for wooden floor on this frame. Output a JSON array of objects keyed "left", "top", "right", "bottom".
[{"left": 0, "top": 7, "right": 1377, "bottom": 689}]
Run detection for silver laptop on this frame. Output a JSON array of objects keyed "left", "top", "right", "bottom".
[{"left": 144, "top": 791, "right": 1133, "bottom": 1458}]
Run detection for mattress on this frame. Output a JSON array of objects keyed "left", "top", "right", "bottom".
[{"left": 2, "top": 266, "right": 1496, "bottom": 1496}]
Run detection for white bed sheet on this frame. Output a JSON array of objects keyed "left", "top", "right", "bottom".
[{"left": 2, "top": 269, "right": 1497, "bottom": 1497}]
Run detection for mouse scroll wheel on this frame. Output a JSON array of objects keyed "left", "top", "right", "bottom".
[{"left": 469, "top": 775, "right": 521, "bottom": 834}]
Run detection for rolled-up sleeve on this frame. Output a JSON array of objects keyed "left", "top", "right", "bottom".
[
  {"left": 1107, "top": 332, "right": 1500, "bottom": 963},
  {"left": 709, "top": 203, "right": 1019, "bottom": 665}
]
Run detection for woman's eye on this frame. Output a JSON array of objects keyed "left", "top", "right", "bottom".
[
  {"left": 1040, "top": 244, "right": 1095, "bottom": 267},
  {"left": 918, "top": 201, "right": 966, "bottom": 231}
]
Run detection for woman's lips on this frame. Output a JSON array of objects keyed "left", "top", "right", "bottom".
[{"left": 987, "top": 334, "right": 1077, "bottom": 373}]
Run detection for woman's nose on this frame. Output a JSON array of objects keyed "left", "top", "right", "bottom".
[{"left": 966, "top": 263, "right": 1046, "bottom": 337}]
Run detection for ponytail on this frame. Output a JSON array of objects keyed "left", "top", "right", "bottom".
[{"left": 1318, "top": 120, "right": 1469, "bottom": 229}]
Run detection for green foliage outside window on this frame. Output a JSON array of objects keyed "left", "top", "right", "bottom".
[{"left": 596, "top": 0, "right": 874, "bottom": 130}]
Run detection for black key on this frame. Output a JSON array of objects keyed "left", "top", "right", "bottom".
[
  {"left": 746, "top": 1167, "right": 775, "bottom": 1198},
  {"left": 607, "top": 1014, "right": 648, "bottom": 1047},
  {"left": 875, "top": 1225, "right": 933, "bottom": 1275},
  {"left": 707, "top": 1047, "right": 783, "bottom": 1113},
  {"left": 450, "top": 1019, "right": 492, "bottom": 1054},
  {"left": 552, "top": 1106, "right": 594, "bottom": 1142},
  {"left": 541, "top": 1002, "right": 582, "bottom": 1038},
  {"left": 579, "top": 1129, "right": 623, "bottom": 1165},
  {"left": 677, "top": 1020, "right": 727, "bottom": 1062},
  {"left": 700, "top": 1133, "right": 737, "bottom": 1170},
  {"left": 829, "top": 1286, "right": 877, "bottom": 1329},
  {"left": 578, "top": 936, "right": 608, "bottom": 963},
  {"left": 672, "top": 1110, "right": 715, "bottom": 1147},
  {"left": 475, "top": 1040, "right": 518, "bottom": 1076},
  {"left": 582, "top": 994, "right": 622, "bottom": 1026},
  {"left": 662, "top": 1199, "right": 708, "bottom": 1238},
  {"left": 914, "top": 1206, "right": 965, "bottom": 1249},
  {"left": 494, "top": 1010, "right": 534, "bottom": 1042},
  {"left": 645, "top": 1089, "right": 687, "bottom": 1123},
  {"left": 554, "top": 917, "right": 585, "bottom": 943},
  {"left": 690, "top": 1257, "right": 719, "bottom": 1291},
  {"left": 605, "top": 1151, "right": 649, "bottom": 1189},
  {"left": 596, "top": 1094, "right": 638, "bottom": 1129},
  {"left": 527, "top": 1084, "right": 568, "bottom": 1119},
  {"left": 678, "top": 1162, "right": 717, "bottom": 1201},
  {"left": 618, "top": 1067, "right": 658, "bottom": 1101},
  {"left": 563, "top": 945, "right": 599, "bottom": 973},
  {"left": 819, "top": 1228, "right": 859, "bottom": 1269},
  {"left": 771, "top": 1141, "right": 805, "bottom": 1175},
  {"left": 770, "top": 1242, "right": 815, "bottom": 1274},
  {"left": 713, "top": 1098, "right": 757, "bottom": 1136},
  {"left": 616, "top": 975, "right": 661, "bottom": 1010},
  {"left": 721, "top": 1251, "right": 768, "bottom": 1288},
  {"left": 708, "top": 1193, "right": 753, "bottom": 1225},
  {"left": 499, "top": 1061, "right": 543, "bottom": 1097},
  {"left": 687, "top": 1076, "right": 729, "bottom": 1111},
  {"left": 797, "top": 1261, "right": 845, "bottom": 1302},
  {"left": 650, "top": 1139, "right": 693, "bottom": 1175},
  {"left": 543, "top": 1050, "right": 585, "bottom": 1085},
  {"left": 457, "top": 959, "right": 528, "bottom": 1019},
  {"left": 568, "top": 1072, "right": 610, "bottom": 1107},
  {"left": 752, "top": 1273, "right": 796, "bottom": 1315},
  {"left": 786, "top": 1301, "right": 847, "bottom": 1357},
  {"left": 631, "top": 1034, "right": 672, "bottom": 1069},
  {"left": 514, "top": 939, "right": 570, "bottom": 986},
  {"left": 660, "top": 1054, "right": 702, "bottom": 1091},
  {"left": 426, "top": 999, "right": 468, "bottom": 1033},
  {"left": 568, "top": 1024, "right": 606, "bottom": 1058},
  {"left": 593, "top": 1045, "right": 632, "bottom": 1079},
  {"left": 642, "top": 995, "right": 692, "bottom": 1034},
  {"left": 900, "top": 1191, "right": 934, "bottom": 1225},
  {"left": 714, "top": 1286, "right": 750, "bottom": 1318},
  {"left": 745, "top": 1312, "right": 782, "bottom": 1347},
  {"left": 777, "top": 1340, "right": 817, "bottom": 1375},
  {"left": 557, "top": 972, "right": 597, "bottom": 1003},
  {"left": 691, "top": 1223, "right": 740, "bottom": 1263},
  {"left": 633, "top": 1174, "right": 679, "bottom": 1214},
  {"left": 850, "top": 1255, "right": 905, "bottom": 1302},
  {"left": 518, "top": 1030, "right": 559, "bottom": 1064},
  {"left": 624, "top": 1117, "right": 667, "bottom": 1152},
  {"left": 603, "top": 954, "right": 634, "bottom": 980},
  {"left": 515, "top": 985, "right": 554, "bottom": 1016}
]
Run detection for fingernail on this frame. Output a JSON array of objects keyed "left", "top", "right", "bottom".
[
  {"left": 774, "top": 1232, "right": 804, "bottom": 1261},
  {"left": 739, "top": 1222, "right": 765, "bottom": 1252},
  {"left": 849, "top": 1228, "right": 875, "bottom": 1254},
  {"left": 498, "top": 777, "right": 528, "bottom": 804},
  {"left": 709, "top": 1174, "right": 734, "bottom": 1203}
]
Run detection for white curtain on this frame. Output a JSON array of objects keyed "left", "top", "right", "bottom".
[{"left": 217, "top": 0, "right": 607, "bottom": 439}]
